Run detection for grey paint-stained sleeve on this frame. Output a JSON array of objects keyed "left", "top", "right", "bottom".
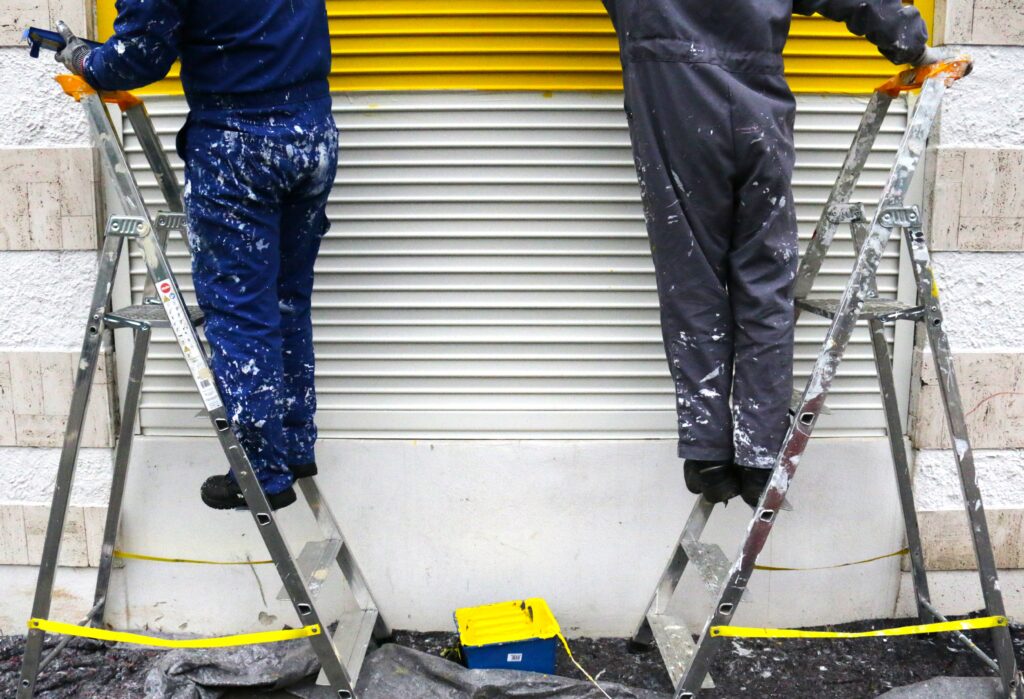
[{"left": 793, "top": 0, "right": 929, "bottom": 64}]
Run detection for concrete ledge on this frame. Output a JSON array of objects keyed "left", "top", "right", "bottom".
[
  {"left": 0, "top": 147, "right": 96, "bottom": 251},
  {"left": 912, "top": 350, "right": 1024, "bottom": 449},
  {"left": 935, "top": 0, "right": 1024, "bottom": 45},
  {"left": 0, "top": 350, "right": 115, "bottom": 448},
  {"left": 926, "top": 147, "right": 1024, "bottom": 251},
  {"left": 896, "top": 569, "right": 1024, "bottom": 618},
  {"left": 0, "top": 503, "right": 104, "bottom": 567},
  {"left": 919, "top": 508, "right": 1024, "bottom": 570}
]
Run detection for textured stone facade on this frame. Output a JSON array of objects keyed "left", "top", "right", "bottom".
[{"left": 935, "top": 0, "right": 1024, "bottom": 46}]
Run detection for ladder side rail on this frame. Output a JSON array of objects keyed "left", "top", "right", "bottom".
[
  {"left": 91, "top": 324, "right": 151, "bottom": 620},
  {"left": 674, "top": 77, "right": 949, "bottom": 699},
  {"left": 793, "top": 91, "right": 893, "bottom": 304},
  {"left": 85, "top": 96, "right": 150, "bottom": 219},
  {"left": 906, "top": 222, "right": 1022, "bottom": 697},
  {"left": 868, "top": 315, "right": 933, "bottom": 620},
  {"left": 125, "top": 103, "right": 183, "bottom": 213},
  {"left": 631, "top": 497, "right": 714, "bottom": 644},
  {"left": 851, "top": 220, "right": 934, "bottom": 622},
  {"left": 16, "top": 228, "right": 125, "bottom": 699},
  {"left": 133, "top": 222, "right": 359, "bottom": 697}
]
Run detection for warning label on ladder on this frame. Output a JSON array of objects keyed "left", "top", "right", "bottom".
[{"left": 156, "top": 278, "right": 223, "bottom": 412}]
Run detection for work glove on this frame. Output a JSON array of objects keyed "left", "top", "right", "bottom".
[
  {"left": 54, "top": 20, "right": 92, "bottom": 76},
  {"left": 911, "top": 46, "right": 944, "bottom": 67}
]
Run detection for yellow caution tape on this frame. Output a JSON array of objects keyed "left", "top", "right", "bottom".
[
  {"left": 28, "top": 618, "right": 320, "bottom": 649},
  {"left": 754, "top": 548, "right": 910, "bottom": 572},
  {"left": 114, "top": 550, "right": 273, "bottom": 566},
  {"left": 711, "top": 616, "right": 1008, "bottom": 639}
]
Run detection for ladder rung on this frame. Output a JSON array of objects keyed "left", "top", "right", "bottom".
[
  {"left": 797, "top": 298, "right": 924, "bottom": 323},
  {"left": 647, "top": 612, "right": 714, "bottom": 689},
  {"left": 276, "top": 538, "right": 344, "bottom": 602},
  {"left": 680, "top": 536, "right": 730, "bottom": 594},
  {"left": 105, "top": 304, "right": 205, "bottom": 328},
  {"left": 318, "top": 608, "right": 379, "bottom": 688}
]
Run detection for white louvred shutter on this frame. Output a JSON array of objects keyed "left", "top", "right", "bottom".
[{"left": 121, "top": 92, "right": 910, "bottom": 439}]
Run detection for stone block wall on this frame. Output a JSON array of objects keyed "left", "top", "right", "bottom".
[
  {"left": 0, "top": 0, "right": 112, "bottom": 588},
  {"left": 909, "top": 0, "right": 1024, "bottom": 589}
]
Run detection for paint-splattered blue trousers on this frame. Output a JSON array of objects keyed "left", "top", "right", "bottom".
[{"left": 178, "top": 97, "right": 338, "bottom": 493}]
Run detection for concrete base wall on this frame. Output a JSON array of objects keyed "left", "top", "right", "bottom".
[{"left": 0, "top": 436, "right": 909, "bottom": 637}]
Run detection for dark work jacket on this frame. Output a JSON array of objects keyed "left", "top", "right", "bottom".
[
  {"left": 602, "top": 0, "right": 928, "bottom": 73},
  {"left": 83, "top": 0, "right": 331, "bottom": 111}
]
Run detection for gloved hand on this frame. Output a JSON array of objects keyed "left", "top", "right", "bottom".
[
  {"left": 54, "top": 20, "right": 92, "bottom": 76},
  {"left": 911, "top": 46, "right": 944, "bottom": 67}
]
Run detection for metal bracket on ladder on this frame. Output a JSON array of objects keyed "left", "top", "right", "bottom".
[
  {"left": 17, "top": 80, "right": 388, "bottom": 699},
  {"left": 632, "top": 63, "right": 1023, "bottom": 699}
]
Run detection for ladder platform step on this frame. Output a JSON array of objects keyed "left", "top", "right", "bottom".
[
  {"left": 317, "top": 608, "right": 379, "bottom": 688},
  {"left": 797, "top": 298, "right": 923, "bottom": 323},
  {"left": 105, "top": 304, "right": 205, "bottom": 328},
  {"left": 276, "top": 538, "right": 343, "bottom": 602},
  {"left": 680, "top": 536, "right": 730, "bottom": 593},
  {"left": 647, "top": 613, "right": 714, "bottom": 689}
]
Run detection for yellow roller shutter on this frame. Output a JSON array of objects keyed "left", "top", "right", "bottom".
[{"left": 95, "top": 1, "right": 933, "bottom": 95}]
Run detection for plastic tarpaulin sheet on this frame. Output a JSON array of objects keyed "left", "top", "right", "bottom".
[{"left": 144, "top": 641, "right": 670, "bottom": 699}]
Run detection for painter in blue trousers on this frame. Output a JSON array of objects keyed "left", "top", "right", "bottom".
[{"left": 57, "top": 1, "right": 338, "bottom": 510}]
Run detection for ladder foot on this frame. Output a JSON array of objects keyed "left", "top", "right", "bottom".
[{"left": 627, "top": 638, "right": 656, "bottom": 654}]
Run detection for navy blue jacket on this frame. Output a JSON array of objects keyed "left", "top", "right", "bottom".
[
  {"left": 83, "top": 0, "right": 332, "bottom": 110},
  {"left": 603, "top": 0, "right": 928, "bottom": 73}
]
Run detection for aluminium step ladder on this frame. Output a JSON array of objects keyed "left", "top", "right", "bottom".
[
  {"left": 631, "top": 59, "right": 1024, "bottom": 698},
  {"left": 17, "top": 76, "right": 388, "bottom": 699}
]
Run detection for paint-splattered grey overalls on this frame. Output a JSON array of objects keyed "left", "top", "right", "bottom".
[{"left": 601, "top": 1, "right": 927, "bottom": 468}]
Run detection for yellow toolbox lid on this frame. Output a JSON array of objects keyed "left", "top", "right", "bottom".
[{"left": 455, "top": 598, "right": 562, "bottom": 648}]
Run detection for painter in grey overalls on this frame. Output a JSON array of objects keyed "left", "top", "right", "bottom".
[{"left": 601, "top": 1, "right": 928, "bottom": 503}]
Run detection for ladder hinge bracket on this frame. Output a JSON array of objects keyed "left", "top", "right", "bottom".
[
  {"left": 155, "top": 212, "right": 187, "bottom": 235},
  {"left": 878, "top": 206, "right": 921, "bottom": 229},
  {"left": 106, "top": 216, "right": 149, "bottom": 238},
  {"left": 827, "top": 203, "right": 866, "bottom": 224}
]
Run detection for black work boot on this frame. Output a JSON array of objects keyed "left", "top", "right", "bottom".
[
  {"left": 684, "top": 460, "right": 740, "bottom": 504},
  {"left": 683, "top": 460, "right": 703, "bottom": 495},
  {"left": 289, "top": 462, "right": 318, "bottom": 479},
  {"left": 201, "top": 475, "right": 297, "bottom": 511},
  {"left": 739, "top": 466, "right": 773, "bottom": 508}
]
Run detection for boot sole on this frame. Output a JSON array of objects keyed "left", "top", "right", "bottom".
[
  {"left": 698, "top": 463, "right": 741, "bottom": 504},
  {"left": 201, "top": 486, "right": 298, "bottom": 511},
  {"left": 290, "top": 463, "right": 318, "bottom": 479}
]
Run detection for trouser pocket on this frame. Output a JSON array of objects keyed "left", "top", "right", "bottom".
[{"left": 175, "top": 113, "right": 193, "bottom": 161}]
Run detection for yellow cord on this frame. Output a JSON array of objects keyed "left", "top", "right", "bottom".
[
  {"left": 557, "top": 633, "right": 613, "bottom": 699},
  {"left": 754, "top": 548, "right": 910, "bottom": 572},
  {"left": 114, "top": 550, "right": 273, "bottom": 565}
]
